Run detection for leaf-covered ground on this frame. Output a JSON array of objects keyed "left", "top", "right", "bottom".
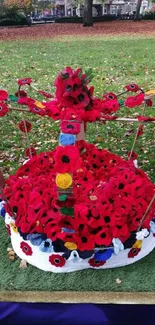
[
  {"left": 1, "top": 21, "right": 155, "bottom": 41},
  {"left": 0, "top": 26, "right": 155, "bottom": 292}
]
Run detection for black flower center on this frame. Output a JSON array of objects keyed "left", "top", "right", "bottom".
[
  {"left": 78, "top": 94, "right": 84, "bottom": 102},
  {"left": 118, "top": 183, "right": 125, "bottom": 189},
  {"left": 13, "top": 206, "right": 18, "bottom": 213},
  {"left": 130, "top": 84, "right": 135, "bottom": 88},
  {"left": 132, "top": 248, "right": 138, "bottom": 255},
  {"left": 73, "top": 84, "right": 78, "bottom": 91},
  {"left": 104, "top": 216, "right": 110, "bottom": 223},
  {"left": 44, "top": 241, "right": 50, "bottom": 247},
  {"left": 67, "top": 124, "right": 74, "bottom": 129},
  {"left": 108, "top": 95, "right": 114, "bottom": 99},
  {"left": 61, "top": 155, "right": 70, "bottom": 163},
  {"left": 116, "top": 225, "right": 122, "bottom": 229},
  {"left": 101, "top": 232, "right": 106, "bottom": 239},
  {"left": 64, "top": 221, "right": 70, "bottom": 226},
  {"left": 94, "top": 260, "right": 100, "bottom": 264},
  {"left": 54, "top": 258, "right": 60, "bottom": 264},
  {"left": 66, "top": 85, "right": 72, "bottom": 92},
  {"left": 81, "top": 236, "right": 87, "bottom": 243}
]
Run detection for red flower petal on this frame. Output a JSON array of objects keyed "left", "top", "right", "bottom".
[
  {"left": 25, "top": 147, "right": 37, "bottom": 158},
  {"left": 17, "top": 78, "right": 32, "bottom": 86},
  {"left": 54, "top": 145, "right": 80, "bottom": 173},
  {"left": 88, "top": 257, "right": 105, "bottom": 268},
  {"left": 137, "top": 125, "right": 144, "bottom": 137},
  {"left": 128, "top": 247, "right": 141, "bottom": 258},
  {"left": 125, "top": 83, "right": 140, "bottom": 92},
  {"left": 125, "top": 93, "right": 144, "bottom": 108},
  {"left": 0, "top": 102, "right": 9, "bottom": 117},
  {"left": 103, "top": 92, "right": 117, "bottom": 100},
  {"left": 60, "top": 121, "right": 81, "bottom": 134},
  {"left": 18, "top": 120, "right": 32, "bottom": 133},
  {"left": 137, "top": 115, "right": 155, "bottom": 122},
  {"left": 18, "top": 97, "right": 35, "bottom": 106},
  {"left": 127, "top": 151, "right": 138, "bottom": 160},
  {"left": 15, "top": 90, "right": 27, "bottom": 98},
  {"left": 38, "top": 90, "right": 53, "bottom": 98},
  {"left": 20, "top": 241, "right": 33, "bottom": 256},
  {"left": 49, "top": 254, "right": 66, "bottom": 267},
  {"left": 0, "top": 90, "right": 8, "bottom": 101}
]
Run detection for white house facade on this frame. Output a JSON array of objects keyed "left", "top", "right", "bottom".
[{"left": 53, "top": 0, "right": 150, "bottom": 16}]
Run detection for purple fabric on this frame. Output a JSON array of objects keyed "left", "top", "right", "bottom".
[{"left": 0, "top": 302, "right": 154, "bottom": 325}]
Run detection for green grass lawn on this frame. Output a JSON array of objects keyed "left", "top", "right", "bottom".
[{"left": 0, "top": 35, "right": 155, "bottom": 292}]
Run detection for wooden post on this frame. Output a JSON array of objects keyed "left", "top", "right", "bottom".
[{"left": 0, "top": 170, "right": 5, "bottom": 188}]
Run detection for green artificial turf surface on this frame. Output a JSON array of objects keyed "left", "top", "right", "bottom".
[
  {"left": 1, "top": 218, "right": 155, "bottom": 292},
  {"left": 0, "top": 35, "right": 155, "bottom": 292}
]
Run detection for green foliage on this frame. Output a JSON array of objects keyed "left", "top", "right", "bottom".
[{"left": 143, "top": 10, "right": 155, "bottom": 19}]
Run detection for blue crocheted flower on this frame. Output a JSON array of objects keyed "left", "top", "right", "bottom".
[
  {"left": 59, "top": 133, "right": 76, "bottom": 146},
  {"left": 112, "top": 238, "right": 124, "bottom": 255},
  {"left": 27, "top": 233, "right": 43, "bottom": 246},
  {"left": 39, "top": 239, "right": 53, "bottom": 253},
  {"left": 150, "top": 220, "right": 155, "bottom": 234},
  {"left": 62, "top": 227, "right": 75, "bottom": 233},
  {"left": 0, "top": 201, "right": 6, "bottom": 218},
  {"left": 94, "top": 249, "right": 113, "bottom": 262}
]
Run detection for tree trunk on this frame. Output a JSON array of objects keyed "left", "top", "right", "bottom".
[
  {"left": 83, "top": 0, "right": 93, "bottom": 27},
  {"left": 134, "top": 0, "right": 142, "bottom": 20}
]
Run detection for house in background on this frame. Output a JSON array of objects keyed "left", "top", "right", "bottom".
[{"left": 42, "top": 0, "right": 151, "bottom": 17}]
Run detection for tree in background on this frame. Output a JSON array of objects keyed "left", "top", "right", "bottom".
[
  {"left": 134, "top": 0, "right": 142, "bottom": 20},
  {"left": 83, "top": 0, "right": 93, "bottom": 26},
  {"left": 0, "top": 0, "right": 33, "bottom": 24}
]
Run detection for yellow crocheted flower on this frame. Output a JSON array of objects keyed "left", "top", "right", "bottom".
[
  {"left": 64, "top": 242, "right": 77, "bottom": 250},
  {"left": 34, "top": 101, "right": 46, "bottom": 109},
  {"left": 10, "top": 222, "right": 18, "bottom": 233},
  {"left": 56, "top": 173, "right": 72, "bottom": 189},
  {"left": 132, "top": 240, "right": 142, "bottom": 249},
  {"left": 145, "top": 89, "right": 155, "bottom": 96}
]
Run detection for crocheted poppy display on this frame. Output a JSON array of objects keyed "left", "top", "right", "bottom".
[
  {"left": 3, "top": 141, "right": 155, "bottom": 253},
  {"left": 1, "top": 65, "right": 155, "bottom": 272}
]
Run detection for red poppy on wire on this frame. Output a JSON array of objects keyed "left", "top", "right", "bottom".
[
  {"left": 25, "top": 147, "right": 37, "bottom": 158},
  {"left": 125, "top": 93, "right": 144, "bottom": 108},
  {"left": 103, "top": 92, "right": 117, "bottom": 100},
  {"left": 0, "top": 102, "right": 9, "bottom": 117},
  {"left": 18, "top": 120, "right": 32, "bottom": 133},
  {"left": 17, "top": 78, "right": 32, "bottom": 86},
  {"left": 125, "top": 83, "right": 140, "bottom": 92},
  {"left": 0, "top": 90, "right": 8, "bottom": 101},
  {"left": 15, "top": 90, "right": 27, "bottom": 98}
]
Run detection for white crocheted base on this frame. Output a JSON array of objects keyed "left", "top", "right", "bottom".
[{"left": 8, "top": 223, "right": 155, "bottom": 273}]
